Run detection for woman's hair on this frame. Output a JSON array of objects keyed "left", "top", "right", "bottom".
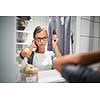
[{"left": 33, "top": 26, "right": 43, "bottom": 38}]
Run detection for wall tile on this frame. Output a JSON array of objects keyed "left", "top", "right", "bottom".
[
  {"left": 80, "top": 36, "right": 99, "bottom": 52},
  {"left": 81, "top": 16, "right": 90, "bottom": 20},
  {"left": 98, "top": 38, "right": 100, "bottom": 49},
  {"left": 80, "top": 19, "right": 90, "bottom": 35},
  {"left": 94, "top": 22, "right": 100, "bottom": 37},
  {"left": 94, "top": 16, "right": 100, "bottom": 23}
]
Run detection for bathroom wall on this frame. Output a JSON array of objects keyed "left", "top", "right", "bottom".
[
  {"left": 71, "top": 16, "right": 100, "bottom": 69},
  {"left": 75, "top": 16, "right": 100, "bottom": 52}
]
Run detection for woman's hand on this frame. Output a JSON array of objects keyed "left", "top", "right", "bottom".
[
  {"left": 21, "top": 47, "right": 32, "bottom": 58},
  {"left": 52, "top": 34, "right": 62, "bottom": 57},
  {"left": 21, "top": 40, "right": 37, "bottom": 58},
  {"left": 52, "top": 35, "right": 59, "bottom": 49},
  {"left": 31, "top": 40, "right": 37, "bottom": 50}
]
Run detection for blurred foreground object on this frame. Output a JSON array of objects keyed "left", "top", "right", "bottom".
[{"left": 20, "top": 64, "right": 38, "bottom": 83}]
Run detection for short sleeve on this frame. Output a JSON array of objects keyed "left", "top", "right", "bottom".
[{"left": 49, "top": 51, "right": 56, "bottom": 61}]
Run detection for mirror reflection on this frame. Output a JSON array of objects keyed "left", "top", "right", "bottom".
[
  {"left": 16, "top": 17, "right": 70, "bottom": 67},
  {"left": 16, "top": 16, "right": 70, "bottom": 82},
  {"left": 16, "top": 16, "right": 100, "bottom": 83}
]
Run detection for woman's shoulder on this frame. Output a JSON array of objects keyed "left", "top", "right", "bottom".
[
  {"left": 47, "top": 50, "right": 54, "bottom": 55},
  {"left": 47, "top": 50, "right": 56, "bottom": 59}
]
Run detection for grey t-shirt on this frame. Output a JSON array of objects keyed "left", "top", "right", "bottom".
[{"left": 61, "top": 64, "right": 100, "bottom": 82}]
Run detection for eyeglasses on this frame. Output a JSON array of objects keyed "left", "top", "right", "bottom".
[{"left": 35, "top": 36, "right": 48, "bottom": 42}]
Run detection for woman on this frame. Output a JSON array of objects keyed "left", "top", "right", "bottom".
[{"left": 20, "top": 26, "right": 62, "bottom": 70}]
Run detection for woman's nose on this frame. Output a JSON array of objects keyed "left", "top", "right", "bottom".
[{"left": 40, "top": 39, "right": 44, "bottom": 42}]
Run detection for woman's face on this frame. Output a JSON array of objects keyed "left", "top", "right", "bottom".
[{"left": 34, "top": 29, "right": 48, "bottom": 49}]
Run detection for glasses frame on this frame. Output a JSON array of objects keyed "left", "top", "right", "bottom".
[{"left": 35, "top": 36, "right": 48, "bottom": 42}]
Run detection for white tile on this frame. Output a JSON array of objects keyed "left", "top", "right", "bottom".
[
  {"left": 80, "top": 36, "right": 90, "bottom": 52},
  {"left": 94, "top": 22, "right": 100, "bottom": 37},
  {"left": 94, "top": 16, "right": 100, "bottom": 23},
  {"left": 89, "top": 21, "right": 95, "bottom": 36},
  {"left": 81, "top": 20, "right": 100, "bottom": 37},
  {"left": 81, "top": 16, "right": 100, "bottom": 22},
  {"left": 81, "top": 16, "right": 90, "bottom": 20},
  {"left": 92, "top": 38, "right": 99, "bottom": 50},
  {"left": 80, "top": 19, "right": 90, "bottom": 35},
  {"left": 80, "top": 36, "right": 99, "bottom": 52},
  {"left": 88, "top": 21, "right": 99, "bottom": 37},
  {"left": 98, "top": 38, "right": 100, "bottom": 49},
  {"left": 88, "top": 21, "right": 100, "bottom": 37}
]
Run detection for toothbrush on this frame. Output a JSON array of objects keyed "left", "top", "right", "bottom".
[
  {"left": 53, "top": 29, "right": 57, "bottom": 42},
  {"left": 53, "top": 29, "right": 56, "bottom": 35}
]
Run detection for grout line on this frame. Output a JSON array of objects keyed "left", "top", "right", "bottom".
[
  {"left": 81, "top": 17, "right": 100, "bottom": 24},
  {"left": 80, "top": 34, "right": 100, "bottom": 38}
]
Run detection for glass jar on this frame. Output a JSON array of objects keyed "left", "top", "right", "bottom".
[{"left": 20, "top": 64, "right": 38, "bottom": 83}]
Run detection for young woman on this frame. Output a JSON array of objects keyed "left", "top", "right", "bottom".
[{"left": 20, "top": 26, "right": 62, "bottom": 70}]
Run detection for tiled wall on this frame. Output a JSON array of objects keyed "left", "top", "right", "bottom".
[
  {"left": 71, "top": 16, "right": 100, "bottom": 70},
  {"left": 79, "top": 16, "right": 100, "bottom": 52}
]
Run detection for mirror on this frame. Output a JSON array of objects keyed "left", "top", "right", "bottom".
[{"left": 16, "top": 16, "right": 71, "bottom": 72}]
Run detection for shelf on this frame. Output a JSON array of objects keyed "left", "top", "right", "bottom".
[
  {"left": 16, "top": 30, "right": 31, "bottom": 33},
  {"left": 16, "top": 16, "right": 32, "bottom": 65},
  {"left": 16, "top": 43, "right": 29, "bottom": 45}
]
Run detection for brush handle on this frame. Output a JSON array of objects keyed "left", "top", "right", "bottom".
[
  {"left": 24, "top": 57, "right": 28, "bottom": 65},
  {"left": 53, "top": 29, "right": 56, "bottom": 35}
]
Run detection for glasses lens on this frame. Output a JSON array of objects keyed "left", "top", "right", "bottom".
[{"left": 35, "top": 36, "right": 48, "bottom": 41}]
